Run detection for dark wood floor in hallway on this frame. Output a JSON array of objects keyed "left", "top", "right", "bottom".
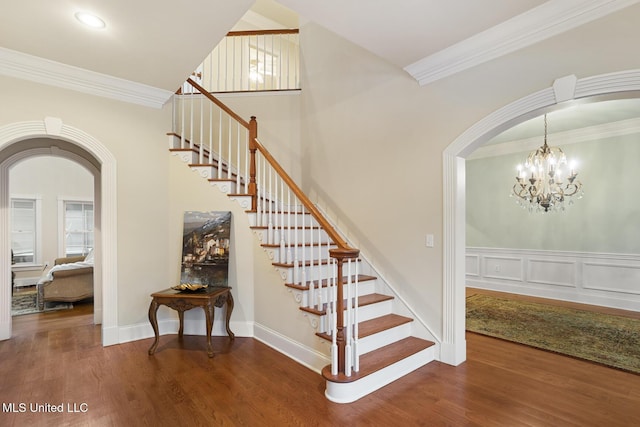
[{"left": 1, "top": 294, "right": 639, "bottom": 426}]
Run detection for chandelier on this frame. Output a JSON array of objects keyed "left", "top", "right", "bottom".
[{"left": 511, "top": 114, "right": 583, "bottom": 213}]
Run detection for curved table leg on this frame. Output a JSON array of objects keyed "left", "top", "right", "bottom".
[
  {"left": 178, "top": 310, "right": 185, "bottom": 338},
  {"left": 148, "top": 299, "right": 160, "bottom": 355},
  {"left": 225, "top": 291, "right": 235, "bottom": 340},
  {"left": 204, "top": 302, "right": 214, "bottom": 358}
]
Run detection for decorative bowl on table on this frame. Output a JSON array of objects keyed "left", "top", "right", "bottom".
[{"left": 171, "top": 283, "right": 209, "bottom": 291}]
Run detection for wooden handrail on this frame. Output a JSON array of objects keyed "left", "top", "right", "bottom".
[
  {"left": 178, "top": 76, "right": 359, "bottom": 377},
  {"left": 186, "top": 78, "right": 250, "bottom": 129},
  {"left": 253, "top": 137, "right": 353, "bottom": 252},
  {"left": 227, "top": 29, "right": 299, "bottom": 37}
]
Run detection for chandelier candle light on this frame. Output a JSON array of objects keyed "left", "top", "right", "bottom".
[{"left": 511, "top": 114, "right": 583, "bottom": 213}]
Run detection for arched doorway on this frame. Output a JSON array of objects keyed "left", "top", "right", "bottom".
[
  {"left": 441, "top": 69, "right": 640, "bottom": 366},
  {"left": 0, "top": 117, "right": 118, "bottom": 346}
]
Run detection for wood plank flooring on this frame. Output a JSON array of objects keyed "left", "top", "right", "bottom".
[{"left": 1, "top": 291, "right": 639, "bottom": 426}]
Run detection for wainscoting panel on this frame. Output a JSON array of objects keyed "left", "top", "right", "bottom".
[
  {"left": 528, "top": 259, "right": 576, "bottom": 288},
  {"left": 466, "top": 247, "right": 640, "bottom": 312},
  {"left": 483, "top": 256, "right": 523, "bottom": 281},
  {"left": 583, "top": 262, "right": 640, "bottom": 295}
]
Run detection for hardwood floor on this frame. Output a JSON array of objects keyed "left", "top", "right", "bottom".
[{"left": 1, "top": 293, "right": 639, "bottom": 426}]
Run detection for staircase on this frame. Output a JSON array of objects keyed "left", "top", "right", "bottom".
[{"left": 169, "top": 78, "right": 437, "bottom": 403}]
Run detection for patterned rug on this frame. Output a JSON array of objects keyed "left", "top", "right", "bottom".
[
  {"left": 466, "top": 294, "right": 640, "bottom": 374},
  {"left": 11, "top": 290, "right": 73, "bottom": 316}
]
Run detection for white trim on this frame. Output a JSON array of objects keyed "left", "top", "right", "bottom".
[
  {"left": 405, "top": 0, "right": 639, "bottom": 86},
  {"left": 442, "top": 69, "right": 640, "bottom": 366},
  {"left": 0, "top": 47, "right": 173, "bottom": 109},
  {"left": 253, "top": 322, "right": 329, "bottom": 373},
  {"left": 467, "top": 247, "right": 640, "bottom": 311},
  {"left": 468, "top": 116, "right": 640, "bottom": 159},
  {"left": 9, "top": 194, "right": 42, "bottom": 265},
  {"left": 0, "top": 118, "right": 117, "bottom": 345}
]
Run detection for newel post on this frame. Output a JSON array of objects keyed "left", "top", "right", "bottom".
[
  {"left": 248, "top": 116, "right": 258, "bottom": 211},
  {"left": 329, "top": 247, "right": 360, "bottom": 374}
]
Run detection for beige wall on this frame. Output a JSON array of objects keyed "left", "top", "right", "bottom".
[
  {"left": 2, "top": 2, "right": 640, "bottom": 348},
  {"left": 297, "top": 5, "right": 640, "bottom": 338},
  {"left": 0, "top": 75, "right": 172, "bottom": 326}
]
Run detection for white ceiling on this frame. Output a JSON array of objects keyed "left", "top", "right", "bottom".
[{"left": 0, "top": 0, "right": 637, "bottom": 107}]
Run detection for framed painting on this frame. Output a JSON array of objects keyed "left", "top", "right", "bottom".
[{"left": 180, "top": 211, "right": 231, "bottom": 287}]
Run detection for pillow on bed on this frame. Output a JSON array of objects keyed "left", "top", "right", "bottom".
[{"left": 84, "top": 249, "right": 95, "bottom": 264}]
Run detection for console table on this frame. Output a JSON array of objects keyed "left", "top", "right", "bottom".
[{"left": 148, "top": 286, "right": 234, "bottom": 357}]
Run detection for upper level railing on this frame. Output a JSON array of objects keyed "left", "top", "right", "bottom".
[
  {"left": 187, "top": 29, "right": 300, "bottom": 94},
  {"left": 172, "top": 77, "right": 360, "bottom": 377}
]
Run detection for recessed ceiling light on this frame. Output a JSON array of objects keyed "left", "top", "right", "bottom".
[{"left": 75, "top": 12, "right": 106, "bottom": 29}]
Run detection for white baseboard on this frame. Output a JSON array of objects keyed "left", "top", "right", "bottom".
[{"left": 253, "top": 323, "right": 329, "bottom": 374}]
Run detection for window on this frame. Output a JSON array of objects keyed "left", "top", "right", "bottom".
[
  {"left": 63, "top": 201, "right": 94, "bottom": 257},
  {"left": 11, "top": 197, "right": 41, "bottom": 264}
]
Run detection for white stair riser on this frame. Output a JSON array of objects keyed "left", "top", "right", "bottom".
[
  {"left": 346, "top": 299, "right": 393, "bottom": 323},
  {"left": 324, "top": 346, "right": 436, "bottom": 404},
  {"left": 172, "top": 150, "right": 199, "bottom": 164},
  {"left": 275, "top": 262, "right": 364, "bottom": 285},
  {"left": 263, "top": 245, "right": 336, "bottom": 264},
  {"left": 209, "top": 180, "right": 239, "bottom": 194},
  {"left": 253, "top": 212, "right": 319, "bottom": 228},
  {"left": 297, "top": 280, "right": 379, "bottom": 312},
  {"left": 357, "top": 322, "right": 412, "bottom": 356},
  {"left": 255, "top": 228, "right": 332, "bottom": 245}
]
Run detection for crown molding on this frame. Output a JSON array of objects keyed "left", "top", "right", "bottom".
[
  {"left": 468, "top": 116, "right": 640, "bottom": 159},
  {"left": 0, "top": 47, "right": 173, "bottom": 109},
  {"left": 404, "top": 0, "right": 640, "bottom": 86}
]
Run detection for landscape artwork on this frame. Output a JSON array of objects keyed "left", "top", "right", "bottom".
[{"left": 180, "top": 211, "right": 231, "bottom": 288}]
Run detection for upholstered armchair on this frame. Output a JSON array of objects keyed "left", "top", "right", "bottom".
[{"left": 37, "top": 253, "right": 94, "bottom": 311}]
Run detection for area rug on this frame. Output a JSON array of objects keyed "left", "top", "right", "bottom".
[
  {"left": 11, "top": 290, "right": 73, "bottom": 316},
  {"left": 466, "top": 294, "right": 640, "bottom": 374}
]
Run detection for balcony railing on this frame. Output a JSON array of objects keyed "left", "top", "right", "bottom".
[{"left": 185, "top": 29, "right": 300, "bottom": 94}]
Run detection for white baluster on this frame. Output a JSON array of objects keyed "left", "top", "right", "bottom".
[
  {"left": 345, "top": 259, "right": 352, "bottom": 377},
  {"left": 273, "top": 173, "right": 279, "bottom": 246},
  {"left": 244, "top": 132, "right": 249, "bottom": 194},
  {"left": 262, "top": 156, "right": 267, "bottom": 227},
  {"left": 302, "top": 206, "right": 308, "bottom": 306},
  {"left": 208, "top": 105, "right": 213, "bottom": 164},
  {"left": 256, "top": 155, "right": 262, "bottom": 227},
  {"left": 217, "top": 109, "right": 222, "bottom": 179},
  {"left": 199, "top": 94, "right": 204, "bottom": 164},
  {"left": 267, "top": 167, "right": 274, "bottom": 245},
  {"left": 228, "top": 116, "right": 232, "bottom": 180},
  {"left": 293, "top": 197, "right": 300, "bottom": 285},
  {"left": 180, "top": 91, "right": 185, "bottom": 149},
  {"left": 330, "top": 259, "right": 338, "bottom": 376},
  {"left": 286, "top": 188, "right": 292, "bottom": 264},
  {"left": 189, "top": 87, "right": 194, "bottom": 151},
  {"left": 353, "top": 262, "right": 359, "bottom": 373},
  {"left": 309, "top": 210, "right": 316, "bottom": 309},
  {"left": 236, "top": 122, "right": 241, "bottom": 191}
]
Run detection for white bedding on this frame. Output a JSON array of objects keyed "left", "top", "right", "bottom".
[{"left": 37, "top": 261, "right": 94, "bottom": 284}]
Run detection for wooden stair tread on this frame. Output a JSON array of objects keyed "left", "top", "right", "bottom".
[
  {"left": 316, "top": 313, "right": 413, "bottom": 342},
  {"left": 285, "top": 274, "right": 376, "bottom": 290},
  {"left": 299, "top": 293, "right": 393, "bottom": 316},
  {"left": 321, "top": 337, "right": 435, "bottom": 383}
]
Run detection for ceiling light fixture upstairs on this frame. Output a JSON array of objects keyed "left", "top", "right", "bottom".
[
  {"left": 75, "top": 12, "right": 106, "bottom": 29},
  {"left": 511, "top": 114, "right": 583, "bottom": 213}
]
